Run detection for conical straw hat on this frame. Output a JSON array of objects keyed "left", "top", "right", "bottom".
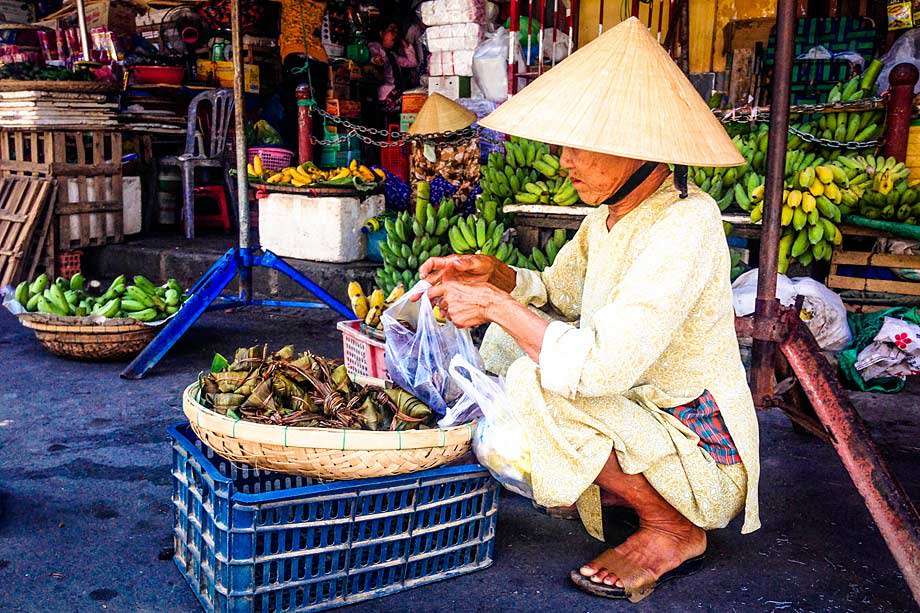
[
  {"left": 408, "top": 93, "right": 477, "bottom": 135},
  {"left": 479, "top": 17, "right": 744, "bottom": 167}
]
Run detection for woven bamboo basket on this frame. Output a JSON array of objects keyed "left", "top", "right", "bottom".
[
  {"left": 18, "top": 313, "right": 160, "bottom": 360},
  {"left": 182, "top": 383, "right": 475, "bottom": 480}
]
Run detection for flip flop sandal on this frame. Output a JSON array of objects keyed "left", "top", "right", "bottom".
[{"left": 569, "top": 553, "right": 706, "bottom": 603}]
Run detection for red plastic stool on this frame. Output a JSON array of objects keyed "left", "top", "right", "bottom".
[{"left": 193, "top": 185, "right": 231, "bottom": 233}]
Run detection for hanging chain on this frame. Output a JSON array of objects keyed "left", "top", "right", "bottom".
[
  {"left": 787, "top": 124, "right": 882, "bottom": 150},
  {"left": 309, "top": 104, "right": 481, "bottom": 148},
  {"left": 714, "top": 97, "right": 885, "bottom": 150}
]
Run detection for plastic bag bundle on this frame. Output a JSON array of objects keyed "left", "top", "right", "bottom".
[
  {"left": 382, "top": 281, "right": 482, "bottom": 415},
  {"left": 472, "top": 28, "right": 511, "bottom": 102},
  {"left": 449, "top": 355, "right": 533, "bottom": 498}
]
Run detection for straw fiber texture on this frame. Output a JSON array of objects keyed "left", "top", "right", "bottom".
[
  {"left": 183, "top": 384, "right": 474, "bottom": 480},
  {"left": 18, "top": 313, "right": 159, "bottom": 360},
  {"left": 408, "top": 93, "right": 476, "bottom": 135},
  {"left": 479, "top": 17, "right": 744, "bottom": 167}
]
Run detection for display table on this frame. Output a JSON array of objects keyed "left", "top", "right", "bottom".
[{"left": 506, "top": 204, "right": 762, "bottom": 250}]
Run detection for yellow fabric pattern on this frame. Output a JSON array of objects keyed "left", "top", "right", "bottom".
[{"left": 480, "top": 181, "right": 761, "bottom": 534}]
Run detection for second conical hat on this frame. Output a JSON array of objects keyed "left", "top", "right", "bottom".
[
  {"left": 479, "top": 18, "right": 744, "bottom": 167},
  {"left": 408, "top": 93, "right": 477, "bottom": 135}
]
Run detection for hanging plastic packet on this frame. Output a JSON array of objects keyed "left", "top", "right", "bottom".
[
  {"left": 382, "top": 280, "right": 483, "bottom": 415},
  {"left": 449, "top": 355, "right": 533, "bottom": 499}
]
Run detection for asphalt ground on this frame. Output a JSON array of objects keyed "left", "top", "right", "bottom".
[{"left": 0, "top": 306, "right": 918, "bottom": 612}]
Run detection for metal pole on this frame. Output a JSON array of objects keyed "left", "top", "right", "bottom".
[
  {"left": 780, "top": 311, "right": 920, "bottom": 605},
  {"left": 74, "top": 0, "right": 92, "bottom": 62},
  {"left": 230, "top": 0, "right": 251, "bottom": 299},
  {"left": 750, "top": 0, "right": 795, "bottom": 405}
]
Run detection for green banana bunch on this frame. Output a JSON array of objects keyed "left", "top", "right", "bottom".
[
  {"left": 14, "top": 272, "right": 187, "bottom": 320},
  {"left": 377, "top": 189, "right": 456, "bottom": 294},
  {"left": 524, "top": 229, "right": 569, "bottom": 272}
]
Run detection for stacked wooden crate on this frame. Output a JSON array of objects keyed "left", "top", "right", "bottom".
[{"left": 0, "top": 85, "right": 123, "bottom": 268}]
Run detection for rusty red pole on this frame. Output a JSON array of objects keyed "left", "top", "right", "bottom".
[
  {"left": 780, "top": 311, "right": 920, "bottom": 604},
  {"left": 296, "top": 84, "right": 314, "bottom": 165},
  {"left": 750, "top": 0, "right": 795, "bottom": 405},
  {"left": 883, "top": 63, "right": 919, "bottom": 163},
  {"left": 508, "top": 0, "right": 520, "bottom": 97}
]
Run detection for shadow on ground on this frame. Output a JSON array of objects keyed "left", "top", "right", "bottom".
[{"left": 0, "top": 307, "right": 917, "bottom": 612}]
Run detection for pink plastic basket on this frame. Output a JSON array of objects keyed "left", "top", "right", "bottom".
[
  {"left": 337, "top": 320, "right": 388, "bottom": 381},
  {"left": 247, "top": 147, "right": 294, "bottom": 172}
]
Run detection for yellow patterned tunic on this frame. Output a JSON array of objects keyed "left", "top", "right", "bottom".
[{"left": 480, "top": 181, "right": 761, "bottom": 534}]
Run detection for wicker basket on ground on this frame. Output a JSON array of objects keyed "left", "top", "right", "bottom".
[
  {"left": 182, "top": 383, "right": 475, "bottom": 480},
  {"left": 18, "top": 313, "right": 160, "bottom": 360}
]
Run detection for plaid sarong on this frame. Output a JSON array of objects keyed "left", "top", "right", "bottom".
[{"left": 663, "top": 390, "right": 741, "bottom": 465}]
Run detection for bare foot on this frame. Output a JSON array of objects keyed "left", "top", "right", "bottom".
[{"left": 578, "top": 521, "right": 706, "bottom": 588}]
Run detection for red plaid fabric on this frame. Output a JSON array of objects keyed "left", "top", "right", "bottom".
[{"left": 663, "top": 390, "right": 741, "bottom": 465}]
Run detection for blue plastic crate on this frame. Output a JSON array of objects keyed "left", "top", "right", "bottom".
[{"left": 169, "top": 424, "right": 499, "bottom": 612}]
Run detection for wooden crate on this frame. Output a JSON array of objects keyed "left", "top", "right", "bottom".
[
  {"left": 503, "top": 204, "right": 592, "bottom": 251},
  {"left": 827, "top": 225, "right": 920, "bottom": 310},
  {"left": 0, "top": 129, "right": 123, "bottom": 250}
]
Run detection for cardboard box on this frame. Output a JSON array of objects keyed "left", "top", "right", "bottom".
[{"left": 196, "top": 60, "right": 259, "bottom": 93}]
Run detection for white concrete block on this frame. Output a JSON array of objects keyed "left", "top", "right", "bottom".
[{"left": 258, "top": 193, "right": 384, "bottom": 263}]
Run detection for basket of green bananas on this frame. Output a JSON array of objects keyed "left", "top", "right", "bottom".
[{"left": 8, "top": 273, "right": 188, "bottom": 360}]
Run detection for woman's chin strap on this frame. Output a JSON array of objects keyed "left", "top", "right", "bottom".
[
  {"left": 604, "top": 161, "right": 660, "bottom": 205},
  {"left": 674, "top": 165, "right": 689, "bottom": 199}
]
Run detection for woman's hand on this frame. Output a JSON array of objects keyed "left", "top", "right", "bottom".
[
  {"left": 425, "top": 281, "right": 507, "bottom": 329},
  {"left": 419, "top": 254, "right": 516, "bottom": 292}
]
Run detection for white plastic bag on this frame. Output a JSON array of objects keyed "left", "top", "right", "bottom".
[
  {"left": 541, "top": 28, "right": 570, "bottom": 62},
  {"left": 878, "top": 29, "right": 920, "bottom": 94},
  {"left": 472, "top": 27, "right": 510, "bottom": 102},
  {"left": 732, "top": 269, "right": 852, "bottom": 352},
  {"left": 449, "top": 355, "right": 533, "bottom": 498},
  {"left": 382, "top": 281, "right": 483, "bottom": 415}
]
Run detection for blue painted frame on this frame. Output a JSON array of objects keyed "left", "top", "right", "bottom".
[{"left": 120, "top": 247, "right": 353, "bottom": 379}]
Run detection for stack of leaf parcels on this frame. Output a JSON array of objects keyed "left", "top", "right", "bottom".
[{"left": 200, "top": 345, "right": 433, "bottom": 431}]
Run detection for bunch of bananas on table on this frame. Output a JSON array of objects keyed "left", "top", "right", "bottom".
[
  {"left": 479, "top": 137, "right": 580, "bottom": 210},
  {"left": 747, "top": 153, "right": 880, "bottom": 271},
  {"left": 348, "top": 282, "right": 405, "bottom": 329},
  {"left": 14, "top": 273, "right": 187, "bottom": 321},
  {"left": 247, "top": 157, "right": 384, "bottom": 187},
  {"left": 448, "top": 190, "right": 524, "bottom": 265},
  {"left": 800, "top": 73, "right": 885, "bottom": 154},
  {"left": 525, "top": 229, "right": 569, "bottom": 272},
  {"left": 847, "top": 154, "right": 920, "bottom": 222},
  {"left": 377, "top": 181, "right": 454, "bottom": 294},
  {"left": 692, "top": 161, "right": 764, "bottom": 213},
  {"left": 694, "top": 66, "right": 886, "bottom": 215}
]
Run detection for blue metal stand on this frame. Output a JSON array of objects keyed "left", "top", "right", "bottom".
[{"left": 120, "top": 247, "right": 353, "bottom": 379}]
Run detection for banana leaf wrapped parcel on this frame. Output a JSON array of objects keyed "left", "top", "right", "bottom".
[{"left": 198, "top": 345, "right": 435, "bottom": 431}]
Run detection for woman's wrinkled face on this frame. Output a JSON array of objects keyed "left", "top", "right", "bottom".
[
  {"left": 559, "top": 147, "right": 644, "bottom": 205},
  {"left": 381, "top": 24, "right": 398, "bottom": 49}
]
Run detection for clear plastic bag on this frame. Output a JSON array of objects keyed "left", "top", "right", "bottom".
[
  {"left": 449, "top": 355, "right": 533, "bottom": 498},
  {"left": 382, "top": 281, "right": 483, "bottom": 415},
  {"left": 472, "top": 27, "right": 510, "bottom": 102}
]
